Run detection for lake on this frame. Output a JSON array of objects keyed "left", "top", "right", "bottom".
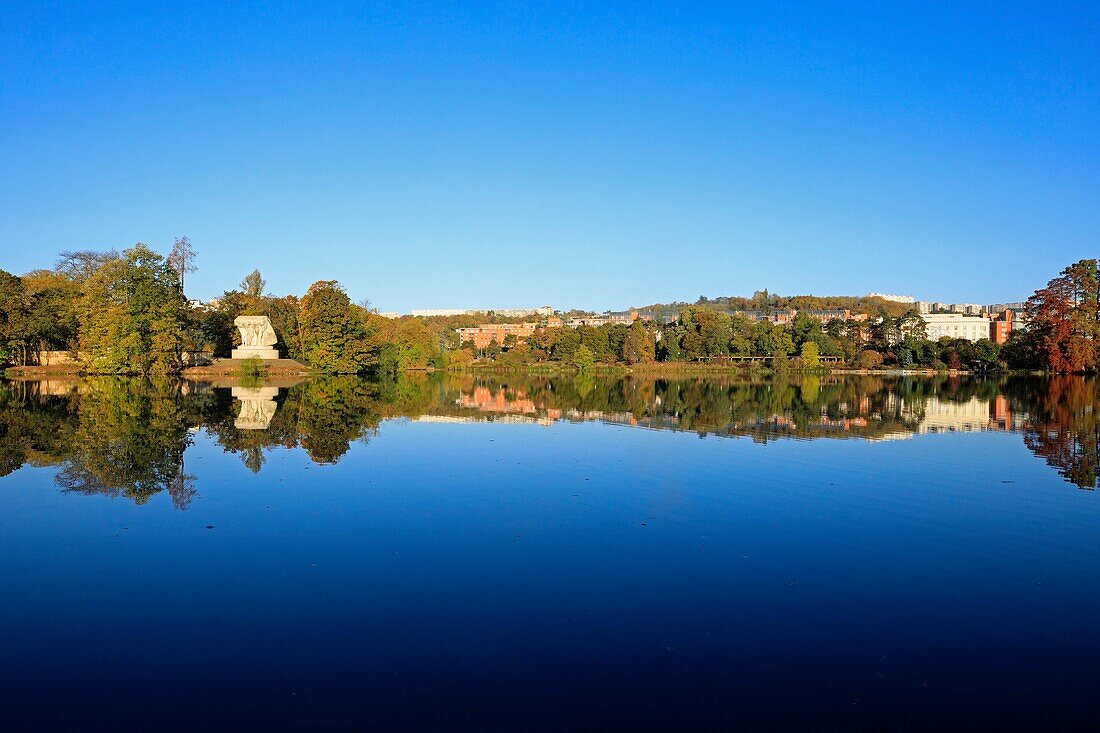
[{"left": 1, "top": 373, "right": 1098, "bottom": 729}]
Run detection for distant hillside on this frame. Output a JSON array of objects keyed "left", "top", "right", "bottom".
[{"left": 633, "top": 292, "right": 914, "bottom": 321}]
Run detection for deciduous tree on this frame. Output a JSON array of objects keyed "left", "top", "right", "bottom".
[
  {"left": 299, "top": 280, "right": 376, "bottom": 373},
  {"left": 1025, "top": 259, "right": 1100, "bottom": 372},
  {"left": 76, "top": 244, "right": 189, "bottom": 375},
  {"left": 167, "top": 236, "right": 197, "bottom": 292}
]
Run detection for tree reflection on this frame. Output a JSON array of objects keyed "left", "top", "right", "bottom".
[
  {"left": 2, "top": 372, "right": 1100, "bottom": 505},
  {"left": 54, "top": 379, "right": 195, "bottom": 505},
  {"left": 1015, "top": 376, "right": 1100, "bottom": 489}
]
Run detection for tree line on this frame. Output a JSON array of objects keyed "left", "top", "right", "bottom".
[
  {"left": 1, "top": 243, "right": 1095, "bottom": 375},
  {"left": 460, "top": 259, "right": 1100, "bottom": 373},
  {"left": 0, "top": 241, "right": 444, "bottom": 375},
  {"left": 460, "top": 307, "right": 1005, "bottom": 372}
]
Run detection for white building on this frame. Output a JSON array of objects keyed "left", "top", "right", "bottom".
[
  {"left": 920, "top": 313, "right": 990, "bottom": 342},
  {"left": 410, "top": 306, "right": 553, "bottom": 318},
  {"left": 866, "top": 293, "right": 915, "bottom": 304},
  {"left": 949, "top": 303, "right": 983, "bottom": 315}
]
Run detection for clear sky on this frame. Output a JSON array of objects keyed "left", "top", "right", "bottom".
[{"left": 2, "top": 2, "right": 1097, "bottom": 311}]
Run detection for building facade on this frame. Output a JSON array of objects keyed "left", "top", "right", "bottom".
[
  {"left": 455, "top": 322, "right": 538, "bottom": 348},
  {"left": 988, "top": 309, "right": 1020, "bottom": 345},
  {"left": 564, "top": 310, "right": 639, "bottom": 328},
  {"left": 919, "top": 313, "right": 991, "bottom": 342},
  {"left": 866, "top": 293, "right": 915, "bottom": 304},
  {"left": 412, "top": 306, "right": 553, "bottom": 318}
]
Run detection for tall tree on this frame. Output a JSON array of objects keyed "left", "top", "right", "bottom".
[
  {"left": 622, "top": 321, "right": 656, "bottom": 364},
  {"left": 800, "top": 341, "right": 820, "bottom": 367},
  {"left": 55, "top": 249, "right": 120, "bottom": 282},
  {"left": 241, "top": 269, "right": 266, "bottom": 298},
  {"left": 299, "top": 281, "right": 376, "bottom": 373},
  {"left": 1026, "top": 259, "right": 1100, "bottom": 373},
  {"left": 21, "top": 269, "right": 80, "bottom": 355},
  {"left": 167, "top": 236, "right": 198, "bottom": 293},
  {"left": 0, "top": 270, "right": 29, "bottom": 365},
  {"left": 76, "top": 244, "right": 190, "bottom": 375}
]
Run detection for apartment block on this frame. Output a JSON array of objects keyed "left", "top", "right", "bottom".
[
  {"left": 455, "top": 322, "right": 538, "bottom": 348},
  {"left": 919, "top": 312, "right": 991, "bottom": 342}
]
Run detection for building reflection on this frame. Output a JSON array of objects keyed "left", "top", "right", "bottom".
[
  {"left": 429, "top": 377, "right": 1026, "bottom": 441},
  {"left": 0, "top": 373, "right": 1098, "bottom": 508}
]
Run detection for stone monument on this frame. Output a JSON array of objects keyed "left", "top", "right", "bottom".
[
  {"left": 232, "top": 315, "right": 280, "bottom": 360},
  {"left": 231, "top": 386, "right": 280, "bottom": 429}
]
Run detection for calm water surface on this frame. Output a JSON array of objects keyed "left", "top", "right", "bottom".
[{"left": 1, "top": 373, "right": 1099, "bottom": 729}]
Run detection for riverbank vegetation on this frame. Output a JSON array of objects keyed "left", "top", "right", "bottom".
[
  {"left": 0, "top": 244, "right": 1095, "bottom": 375},
  {"left": 0, "top": 242, "right": 444, "bottom": 376}
]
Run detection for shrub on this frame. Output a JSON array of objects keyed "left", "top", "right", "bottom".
[
  {"left": 855, "top": 350, "right": 884, "bottom": 369},
  {"left": 239, "top": 357, "right": 266, "bottom": 379}
]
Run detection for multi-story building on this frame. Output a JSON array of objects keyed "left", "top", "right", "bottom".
[
  {"left": 802, "top": 309, "right": 869, "bottom": 323},
  {"left": 455, "top": 322, "right": 538, "bottom": 349},
  {"left": 565, "top": 310, "right": 639, "bottom": 328},
  {"left": 866, "top": 293, "right": 915, "bottom": 304},
  {"left": 412, "top": 306, "right": 553, "bottom": 318},
  {"left": 948, "top": 303, "right": 983, "bottom": 315},
  {"left": 458, "top": 310, "right": 644, "bottom": 348},
  {"left": 985, "top": 301, "right": 1025, "bottom": 313},
  {"left": 920, "top": 312, "right": 991, "bottom": 342},
  {"left": 988, "top": 309, "right": 1023, "bottom": 345},
  {"left": 733, "top": 309, "right": 797, "bottom": 324},
  {"left": 735, "top": 308, "right": 864, "bottom": 324}
]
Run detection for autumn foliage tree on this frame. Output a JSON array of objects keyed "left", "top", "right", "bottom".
[
  {"left": 622, "top": 321, "right": 656, "bottom": 364},
  {"left": 76, "top": 244, "right": 190, "bottom": 375},
  {"left": 298, "top": 280, "right": 376, "bottom": 373},
  {"left": 1025, "top": 259, "right": 1100, "bottom": 373}
]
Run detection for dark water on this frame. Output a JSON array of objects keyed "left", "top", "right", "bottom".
[{"left": 1, "top": 373, "right": 1099, "bottom": 729}]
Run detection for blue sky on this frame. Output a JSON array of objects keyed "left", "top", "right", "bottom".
[{"left": 1, "top": 2, "right": 1097, "bottom": 311}]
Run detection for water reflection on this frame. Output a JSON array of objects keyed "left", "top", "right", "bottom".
[
  {"left": 232, "top": 385, "right": 280, "bottom": 429},
  {"left": 1, "top": 373, "right": 1098, "bottom": 504}
]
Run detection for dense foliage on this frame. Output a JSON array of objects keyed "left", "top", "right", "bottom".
[
  {"left": 0, "top": 244, "right": 444, "bottom": 375},
  {"left": 76, "top": 245, "right": 190, "bottom": 375},
  {"left": 0, "top": 246, "right": 1095, "bottom": 375},
  {"left": 299, "top": 280, "right": 377, "bottom": 373},
  {"left": 1018, "top": 259, "right": 1100, "bottom": 373}
]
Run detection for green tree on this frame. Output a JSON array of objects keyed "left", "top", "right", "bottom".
[
  {"left": 369, "top": 314, "right": 441, "bottom": 374},
  {"left": 0, "top": 270, "right": 29, "bottom": 365},
  {"left": 21, "top": 269, "right": 80, "bottom": 357},
  {"left": 551, "top": 327, "right": 582, "bottom": 361},
  {"left": 299, "top": 280, "right": 376, "bottom": 373},
  {"left": 569, "top": 344, "right": 596, "bottom": 372},
  {"left": 76, "top": 244, "right": 190, "bottom": 375},
  {"left": 622, "top": 321, "right": 656, "bottom": 364},
  {"left": 800, "top": 340, "right": 820, "bottom": 368}
]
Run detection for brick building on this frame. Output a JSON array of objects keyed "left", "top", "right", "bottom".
[
  {"left": 455, "top": 322, "right": 538, "bottom": 349},
  {"left": 988, "top": 309, "right": 1016, "bottom": 345}
]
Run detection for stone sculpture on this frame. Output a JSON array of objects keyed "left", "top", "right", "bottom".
[{"left": 231, "top": 315, "right": 280, "bottom": 360}]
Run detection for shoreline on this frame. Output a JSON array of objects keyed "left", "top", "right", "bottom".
[
  {"left": 5, "top": 358, "right": 313, "bottom": 380},
  {"left": 4, "top": 361, "right": 1046, "bottom": 380}
]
